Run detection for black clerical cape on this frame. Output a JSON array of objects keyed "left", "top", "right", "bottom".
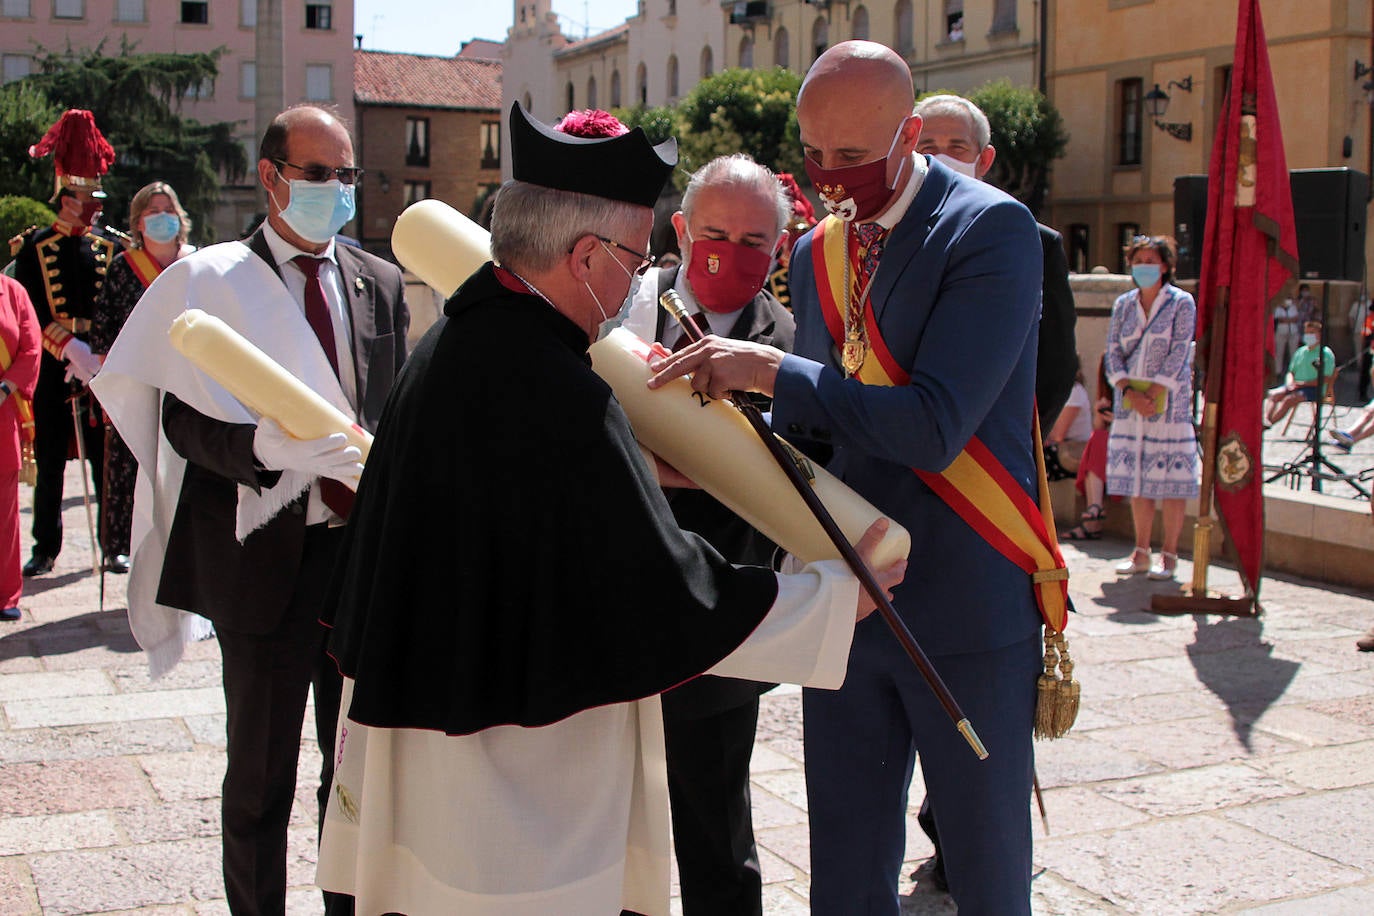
[{"left": 325, "top": 263, "right": 779, "bottom": 734}]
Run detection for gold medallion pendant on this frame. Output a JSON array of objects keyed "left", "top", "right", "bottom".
[{"left": 842, "top": 335, "right": 866, "bottom": 377}]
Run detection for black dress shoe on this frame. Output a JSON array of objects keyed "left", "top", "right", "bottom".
[
  {"left": 22, "top": 553, "right": 54, "bottom": 577},
  {"left": 104, "top": 555, "right": 130, "bottom": 575},
  {"left": 0, "top": 607, "right": 20, "bottom": 621}
]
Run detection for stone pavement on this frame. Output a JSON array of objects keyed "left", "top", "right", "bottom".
[{"left": 1, "top": 465, "right": 1373, "bottom": 914}]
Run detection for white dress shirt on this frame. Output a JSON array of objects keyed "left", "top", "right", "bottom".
[{"left": 262, "top": 222, "right": 359, "bottom": 525}]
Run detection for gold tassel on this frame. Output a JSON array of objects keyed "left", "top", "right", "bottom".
[
  {"left": 1053, "top": 632, "right": 1080, "bottom": 736},
  {"left": 20, "top": 441, "right": 36, "bottom": 488},
  {"left": 1034, "top": 627, "right": 1080, "bottom": 739},
  {"left": 1034, "top": 630, "right": 1060, "bottom": 739}
]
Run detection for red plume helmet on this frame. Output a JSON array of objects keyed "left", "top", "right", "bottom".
[{"left": 29, "top": 109, "right": 116, "bottom": 202}]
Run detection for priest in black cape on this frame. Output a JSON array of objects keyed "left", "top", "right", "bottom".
[{"left": 315, "top": 104, "right": 904, "bottom": 915}]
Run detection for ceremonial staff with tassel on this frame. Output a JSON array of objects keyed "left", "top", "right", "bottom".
[{"left": 660, "top": 288, "right": 988, "bottom": 759}]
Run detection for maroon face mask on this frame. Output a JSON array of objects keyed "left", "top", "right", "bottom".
[
  {"left": 802, "top": 122, "right": 909, "bottom": 223},
  {"left": 685, "top": 237, "right": 775, "bottom": 313}
]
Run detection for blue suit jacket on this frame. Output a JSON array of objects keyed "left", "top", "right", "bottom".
[{"left": 773, "top": 156, "right": 1044, "bottom": 657}]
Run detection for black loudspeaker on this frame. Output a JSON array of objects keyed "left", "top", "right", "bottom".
[
  {"left": 1291, "top": 168, "right": 1368, "bottom": 281},
  {"left": 1172, "top": 169, "right": 1369, "bottom": 282},
  {"left": 1173, "top": 175, "right": 1208, "bottom": 281}
]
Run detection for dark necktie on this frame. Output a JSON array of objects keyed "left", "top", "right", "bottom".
[{"left": 291, "top": 255, "right": 353, "bottom": 520}]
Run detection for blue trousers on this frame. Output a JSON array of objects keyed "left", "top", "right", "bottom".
[{"left": 804, "top": 625, "right": 1041, "bottom": 915}]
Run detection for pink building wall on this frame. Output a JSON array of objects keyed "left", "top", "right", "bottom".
[{"left": 2, "top": 0, "right": 357, "bottom": 237}]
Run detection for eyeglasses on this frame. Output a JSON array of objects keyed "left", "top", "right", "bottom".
[
  {"left": 273, "top": 159, "right": 365, "bottom": 186},
  {"left": 596, "top": 236, "right": 656, "bottom": 276}
]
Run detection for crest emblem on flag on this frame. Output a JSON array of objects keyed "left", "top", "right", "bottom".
[{"left": 1216, "top": 433, "right": 1254, "bottom": 492}]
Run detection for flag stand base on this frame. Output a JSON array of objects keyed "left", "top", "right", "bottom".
[{"left": 1149, "top": 589, "right": 1256, "bottom": 617}]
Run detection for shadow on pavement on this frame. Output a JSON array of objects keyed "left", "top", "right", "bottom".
[
  {"left": 0, "top": 609, "right": 140, "bottom": 661},
  {"left": 22, "top": 568, "right": 96, "bottom": 596},
  {"left": 1185, "top": 616, "right": 1297, "bottom": 751}
]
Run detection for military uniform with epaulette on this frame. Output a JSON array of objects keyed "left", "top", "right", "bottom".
[
  {"left": 15, "top": 108, "right": 119, "bottom": 575},
  {"left": 10, "top": 221, "right": 115, "bottom": 568}
]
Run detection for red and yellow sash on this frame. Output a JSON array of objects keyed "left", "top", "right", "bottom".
[
  {"left": 812, "top": 216, "right": 1069, "bottom": 633},
  {"left": 123, "top": 247, "right": 165, "bottom": 289}
]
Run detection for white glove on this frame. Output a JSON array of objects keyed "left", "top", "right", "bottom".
[
  {"left": 62, "top": 337, "right": 102, "bottom": 384},
  {"left": 252, "top": 417, "right": 363, "bottom": 487}
]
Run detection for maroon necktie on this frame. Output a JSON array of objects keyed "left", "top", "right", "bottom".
[
  {"left": 292, "top": 255, "right": 354, "bottom": 520},
  {"left": 854, "top": 221, "right": 888, "bottom": 284}
]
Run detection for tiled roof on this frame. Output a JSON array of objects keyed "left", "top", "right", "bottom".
[
  {"left": 354, "top": 50, "right": 502, "bottom": 111},
  {"left": 554, "top": 23, "right": 629, "bottom": 58},
  {"left": 458, "top": 39, "right": 504, "bottom": 60}
]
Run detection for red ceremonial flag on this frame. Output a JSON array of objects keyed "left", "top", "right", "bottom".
[{"left": 1195, "top": 0, "right": 1299, "bottom": 597}]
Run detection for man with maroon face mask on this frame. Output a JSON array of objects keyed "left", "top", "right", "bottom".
[
  {"left": 649, "top": 40, "right": 1045, "bottom": 915},
  {"left": 618, "top": 153, "right": 794, "bottom": 916}
]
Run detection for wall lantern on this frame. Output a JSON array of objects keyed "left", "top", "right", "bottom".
[{"left": 1144, "top": 76, "right": 1194, "bottom": 142}]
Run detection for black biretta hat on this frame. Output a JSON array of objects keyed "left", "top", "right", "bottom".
[{"left": 509, "top": 102, "right": 676, "bottom": 208}]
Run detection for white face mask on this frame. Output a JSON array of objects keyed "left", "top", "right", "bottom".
[{"left": 934, "top": 153, "right": 979, "bottom": 178}]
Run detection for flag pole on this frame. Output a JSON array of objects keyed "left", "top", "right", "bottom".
[{"left": 1151, "top": 287, "right": 1255, "bottom": 616}]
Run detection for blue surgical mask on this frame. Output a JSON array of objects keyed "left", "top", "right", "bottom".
[
  {"left": 1302, "top": 333, "right": 1318, "bottom": 346},
  {"left": 1131, "top": 263, "right": 1162, "bottom": 288},
  {"left": 274, "top": 179, "right": 355, "bottom": 244},
  {"left": 141, "top": 212, "right": 181, "bottom": 244}
]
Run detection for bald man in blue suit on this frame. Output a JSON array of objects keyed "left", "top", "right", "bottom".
[{"left": 648, "top": 40, "right": 1044, "bottom": 915}]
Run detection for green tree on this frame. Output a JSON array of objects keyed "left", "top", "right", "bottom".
[
  {"left": 0, "top": 196, "right": 58, "bottom": 270},
  {"left": 611, "top": 104, "right": 677, "bottom": 147},
  {"left": 0, "top": 83, "right": 63, "bottom": 204},
  {"left": 5, "top": 41, "right": 246, "bottom": 245},
  {"left": 965, "top": 80, "right": 1068, "bottom": 216},
  {"left": 671, "top": 67, "right": 804, "bottom": 189}
]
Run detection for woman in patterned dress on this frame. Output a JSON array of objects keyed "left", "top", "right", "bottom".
[
  {"left": 1104, "top": 234, "right": 1199, "bottom": 581},
  {"left": 90, "top": 182, "right": 194, "bottom": 574}
]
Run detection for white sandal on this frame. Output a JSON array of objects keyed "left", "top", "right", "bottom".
[
  {"left": 1115, "top": 547, "right": 1150, "bottom": 575},
  {"left": 1148, "top": 551, "right": 1179, "bottom": 581}
]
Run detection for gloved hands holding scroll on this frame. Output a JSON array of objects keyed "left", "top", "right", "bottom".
[
  {"left": 253, "top": 417, "right": 363, "bottom": 488},
  {"left": 62, "top": 337, "right": 102, "bottom": 384}
]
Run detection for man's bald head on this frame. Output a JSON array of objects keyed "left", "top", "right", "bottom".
[
  {"left": 259, "top": 105, "right": 351, "bottom": 165},
  {"left": 795, "top": 40, "right": 921, "bottom": 213},
  {"left": 799, "top": 41, "right": 915, "bottom": 125}
]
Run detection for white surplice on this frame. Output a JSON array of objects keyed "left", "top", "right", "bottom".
[{"left": 317, "top": 559, "right": 859, "bottom": 915}]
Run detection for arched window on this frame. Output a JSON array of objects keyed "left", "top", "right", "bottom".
[
  {"left": 812, "top": 17, "right": 828, "bottom": 63},
  {"left": 700, "top": 45, "right": 713, "bottom": 80},
  {"left": 739, "top": 34, "right": 754, "bottom": 69},
  {"left": 565, "top": 81, "right": 574, "bottom": 113},
  {"left": 636, "top": 61, "right": 647, "bottom": 105},
  {"left": 587, "top": 75, "right": 597, "bottom": 109},
  {"left": 852, "top": 5, "right": 869, "bottom": 41},
  {"left": 610, "top": 69, "right": 622, "bottom": 107},
  {"left": 775, "top": 27, "right": 790, "bottom": 69},
  {"left": 667, "top": 54, "right": 679, "bottom": 99},
  {"left": 894, "top": 0, "right": 914, "bottom": 55}
]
